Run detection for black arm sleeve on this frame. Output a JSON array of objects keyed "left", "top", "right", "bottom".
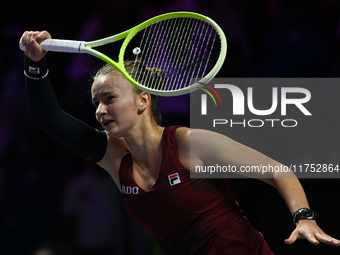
[{"left": 25, "top": 58, "right": 107, "bottom": 163}]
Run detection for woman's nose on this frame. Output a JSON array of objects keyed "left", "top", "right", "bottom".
[{"left": 96, "top": 102, "right": 108, "bottom": 115}]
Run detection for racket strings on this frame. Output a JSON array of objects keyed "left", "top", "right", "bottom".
[
  {"left": 131, "top": 25, "right": 148, "bottom": 83},
  {"left": 188, "top": 22, "right": 217, "bottom": 87},
  {"left": 156, "top": 18, "right": 181, "bottom": 91},
  {"left": 133, "top": 22, "right": 166, "bottom": 90},
  {"left": 125, "top": 17, "right": 221, "bottom": 92},
  {"left": 145, "top": 21, "right": 169, "bottom": 90},
  {"left": 133, "top": 25, "right": 155, "bottom": 86},
  {"left": 178, "top": 18, "right": 202, "bottom": 90},
  {"left": 171, "top": 17, "right": 196, "bottom": 91}
]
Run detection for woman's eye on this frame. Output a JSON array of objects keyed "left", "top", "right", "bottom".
[{"left": 107, "top": 96, "right": 115, "bottom": 102}]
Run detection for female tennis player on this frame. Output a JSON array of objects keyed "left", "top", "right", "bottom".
[{"left": 21, "top": 31, "right": 339, "bottom": 255}]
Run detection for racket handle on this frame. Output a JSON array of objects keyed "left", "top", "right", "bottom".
[{"left": 19, "top": 39, "right": 85, "bottom": 53}]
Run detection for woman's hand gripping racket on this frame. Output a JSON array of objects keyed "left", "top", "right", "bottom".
[{"left": 20, "top": 12, "right": 227, "bottom": 96}]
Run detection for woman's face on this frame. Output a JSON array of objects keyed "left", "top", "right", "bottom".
[{"left": 91, "top": 72, "right": 140, "bottom": 137}]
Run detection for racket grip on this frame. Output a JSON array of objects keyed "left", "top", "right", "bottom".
[{"left": 19, "top": 39, "right": 85, "bottom": 53}]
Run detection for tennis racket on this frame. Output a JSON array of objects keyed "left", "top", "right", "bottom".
[{"left": 20, "top": 12, "right": 227, "bottom": 96}]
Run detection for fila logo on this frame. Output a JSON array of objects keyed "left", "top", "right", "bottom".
[
  {"left": 168, "top": 172, "right": 181, "bottom": 186},
  {"left": 29, "top": 66, "right": 40, "bottom": 74},
  {"left": 121, "top": 186, "right": 139, "bottom": 194}
]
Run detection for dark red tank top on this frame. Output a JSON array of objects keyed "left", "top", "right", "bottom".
[{"left": 119, "top": 126, "right": 273, "bottom": 255}]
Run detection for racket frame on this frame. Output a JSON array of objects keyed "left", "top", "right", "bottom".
[{"left": 21, "top": 12, "right": 227, "bottom": 96}]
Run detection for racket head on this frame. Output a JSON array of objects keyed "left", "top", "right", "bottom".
[{"left": 99, "top": 12, "right": 227, "bottom": 96}]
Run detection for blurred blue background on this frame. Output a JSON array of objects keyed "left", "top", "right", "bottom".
[{"left": 1, "top": 0, "right": 340, "bottom": 254}]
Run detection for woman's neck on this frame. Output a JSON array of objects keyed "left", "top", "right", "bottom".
[{"left": 124, "top": 124, "right": 163, "bottom": 160}]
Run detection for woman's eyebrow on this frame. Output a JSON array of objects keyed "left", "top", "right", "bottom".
[{"left": 92, "top": 91, "right": 115, "bottom": 101}]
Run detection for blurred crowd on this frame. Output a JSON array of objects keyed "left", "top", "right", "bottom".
[{"left": 1, "top": 0, "right": 340, "bottom": 254}]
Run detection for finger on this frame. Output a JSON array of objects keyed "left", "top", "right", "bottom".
[
  {"left": 23, "top": 31, "right": 30, "bottom": 47},
  {"left": 315, "top": 232, "right": 340, "bottom": 246},
  {"left": 20, "top": 32, "right": 27, "bottom": 46},
  {"left": 284, "top": 231, "right": 299, "bottom": 245},
  {"left": 20, "top": 33, "right": 27, "bottom": 52},
  {"left": 25, "top": 31, "right": 33, "bottom": 53},
  {"left": 30, "top": 32, "right": 41, "bottom": 48},
  {"left": 26, "top": 31, "right": 35, "bottom": 48},
  {"left": 304, "top": 233, "right": 320, "bottom": 245},
  {"left": 23, "top": 31, "right": 39, "bottom": 59},
  {"left": 28, "top": 31, "right": 45, "bottom": 57},
  {"left": 37, "top": 30, "right": 51, "bottom": 45}
]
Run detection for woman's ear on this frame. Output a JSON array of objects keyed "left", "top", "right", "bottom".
[{"left": 138, "top": 92, "right": 151, "bottom": 112}]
